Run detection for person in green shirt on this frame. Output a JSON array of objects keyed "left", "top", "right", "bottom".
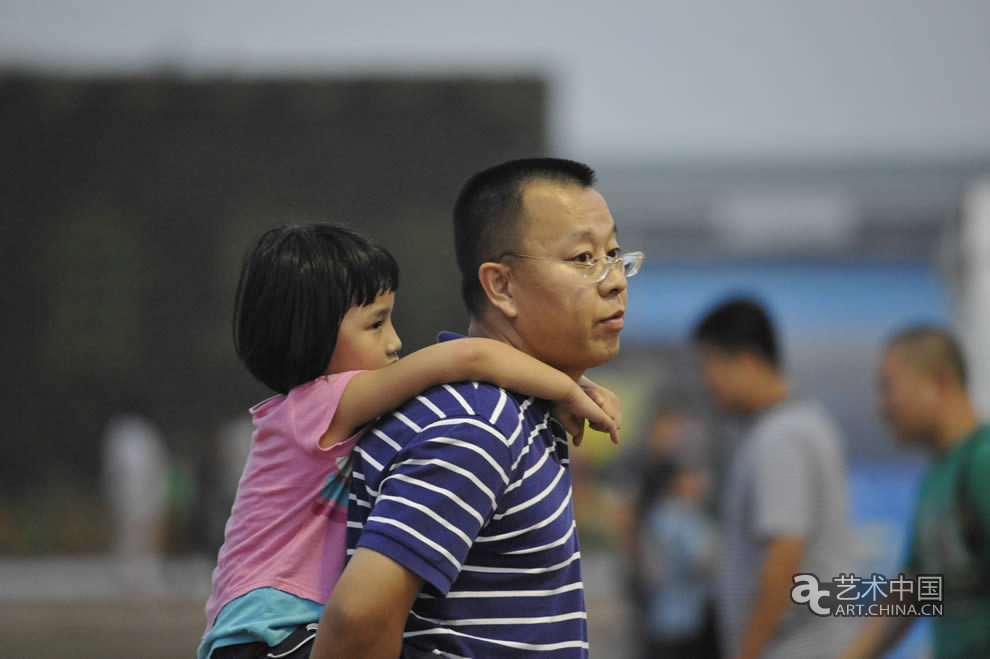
[{"left": 842, "top": 325, "right": 990, "bottom": 659}]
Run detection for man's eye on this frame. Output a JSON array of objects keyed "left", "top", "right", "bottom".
[
  {"left": 607, "top": 248, "right": 622, "bottom": 258},
  {"left": 569, "top": 253, "right": 593, "bottom": 264}
]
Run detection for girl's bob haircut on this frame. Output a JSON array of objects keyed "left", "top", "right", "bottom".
[{"left": 233, "top": 223, "right": 399, "bottom": 394}]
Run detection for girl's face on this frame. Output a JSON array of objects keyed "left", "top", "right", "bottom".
[{"left": 326, "top": 291, "right": 402, "bottom": 374}]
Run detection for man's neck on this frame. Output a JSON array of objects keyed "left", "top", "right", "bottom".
[
  {"left": 467, "top": 316, "right": 584, "bottom": 383},
  {"left": 467, "top": 316, "right": 506, "bottom": 342},
  {"left": 466, "top": 316, "right": 523, "bottom": 352},
  {"left": 746, "top": 372, "right": 791, "bottom": 414},
  {"left": 932, "top": 394, "right": 981, "bottom": 451}
]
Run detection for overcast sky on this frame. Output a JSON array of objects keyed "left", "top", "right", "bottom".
[{"left": 2, "top": 0, "right": 989, "bottom": 160}]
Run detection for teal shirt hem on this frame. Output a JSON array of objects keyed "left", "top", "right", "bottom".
[{"left": 198, "top": 587, "right": 323, "bottom": 659}]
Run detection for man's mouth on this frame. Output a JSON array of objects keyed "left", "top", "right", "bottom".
[{"left": 601, "top": 310, "right": 625, "bottom": 330}]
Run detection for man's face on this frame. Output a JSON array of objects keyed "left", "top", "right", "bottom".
[
  {"left": 878, "top": 346, "right": 938, "bottom": 441},
  {"left": 505, "top": 181, "right": 627, "bottom": 376},
  {"left": 698, "top": 345, "right": 750, "bottom": 412}
]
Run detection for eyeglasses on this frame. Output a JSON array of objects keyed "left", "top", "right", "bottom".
[{"left": 498, "top": 250, "right": 645, "bottom": 283}]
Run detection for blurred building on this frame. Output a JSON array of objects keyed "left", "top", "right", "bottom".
[{"left": 0, "top": 73, "right": 545, "bottom": 528}]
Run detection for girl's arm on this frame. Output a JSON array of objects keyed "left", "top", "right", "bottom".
[{"left": 320, "top": 338, "right": 619, "bottom": 448}]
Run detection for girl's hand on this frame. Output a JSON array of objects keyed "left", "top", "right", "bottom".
[
  {"left": 577, "top": 376, "right": 622, "bottom": 436},
  {"left": 552, "top": 383, "right": 620, "bottom": 446}
]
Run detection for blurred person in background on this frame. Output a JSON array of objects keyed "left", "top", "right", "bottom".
[
  {"left": 618, "top": 406, "right": 680, "bottom": 610},
  {"left": 635, "top": 410, "right": 720, "bottom": 658},
  {"left": 101, "top": 397, "right": 170, "bottom": 587},
  {"left": 612, "top": 402, "right": 720, "bottom": 657},
  {"left": 842, "top": 326, "right": 990, "bottom": 659},
  {"left": 693, "top": 296, "right": 854, "bottom": 659}
]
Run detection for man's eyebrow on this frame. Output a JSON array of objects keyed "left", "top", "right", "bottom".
[{"left": 566, "top": 224, "right": 618, "bottom": 241}]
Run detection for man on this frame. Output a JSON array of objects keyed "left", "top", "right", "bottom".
[
  {"left": 312, "top": 158, "right": 643, "bottom": 658},
  {"left": 842, "top": 326, "right": 990, "bottom": 659},
  {"left": 692, "top": 297, "right": 854, "bottom": 659}
]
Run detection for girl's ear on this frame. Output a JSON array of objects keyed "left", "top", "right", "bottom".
[{"left": 478, "top": 262, "right": 518, "bottom": 318}]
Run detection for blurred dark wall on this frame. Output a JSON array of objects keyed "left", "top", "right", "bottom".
[{"left": 0, "top": 74, "right": 546, "bottom": 496}]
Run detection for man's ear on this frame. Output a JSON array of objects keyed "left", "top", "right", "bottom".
[
  {"left": 478, "top": 262, "right": 519, "bottom": 319},
  {"left": 932, "top": 366, "right": 958, "bottom": 394},
  {"left": 737, "top": 349, "right": 763, "bottom": 373}
]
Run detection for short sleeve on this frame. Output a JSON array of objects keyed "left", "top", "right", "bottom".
[
  {"left": 287, "top": 370, "right": 365, "bottom": 454},
  {"left": 357, "top": 416, "right": 513, "bottom": 595},
  {"left": 753, "top": 428, "right": 814, "bottom": 539}
]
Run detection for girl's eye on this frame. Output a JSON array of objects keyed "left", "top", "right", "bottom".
[{"left": 371, "top": 321, "right": 384, "bottom": 329}]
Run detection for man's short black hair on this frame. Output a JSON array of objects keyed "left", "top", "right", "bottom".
[
  {"left": 453, "top": 157, "right": 597, "bottom": 314},
  {"left": 692, "top": 296, "right": 781, "bottom": 368},
  {"left": 233, "top": 223, "right": 399, "bottom": 394},
  {"left": 886, "top": 324, "right": 968, "bottom": 386}
]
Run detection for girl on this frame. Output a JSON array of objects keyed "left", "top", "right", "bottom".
[{"left": 200, "top": 224, "right": 620, "bottom": 659}]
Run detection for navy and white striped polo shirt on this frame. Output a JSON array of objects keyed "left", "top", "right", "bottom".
[{"left": 346, "top": 335, "right": 588, "bottom": 657}]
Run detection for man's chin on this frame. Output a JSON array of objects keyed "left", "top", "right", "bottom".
[
  {"left": 584, "top": 339, "right": 621, "bottom": 368},
  {"left": 895, "top": 427, "right": 929, "bottom": 446}
]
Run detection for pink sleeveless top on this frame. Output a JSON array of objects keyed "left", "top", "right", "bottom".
[{"left": 205, "top": 371, "right": 363, "bottom": 628}]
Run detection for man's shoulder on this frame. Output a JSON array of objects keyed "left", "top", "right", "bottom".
[
  {"left": 754, "top": 398, "right": 840, "bottom": 443},
  {"left": 376, "top": 381, "right": 544, "bottom": 444},
  {"left": 971, "top": 425, "right": 990, "bottom": 457},
  {"left": 956, "top": 426, "right": 990, "bottom": 481},
  {"left": 395, "top": 380, "right": 528, "bottom": 415},
  {"left": 745, "top": 400, "right": 846, "bottom": 476}
]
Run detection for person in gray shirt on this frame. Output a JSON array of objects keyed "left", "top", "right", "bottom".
[{"left": 692, "top": 297, "right": 855, "bottom": 659}]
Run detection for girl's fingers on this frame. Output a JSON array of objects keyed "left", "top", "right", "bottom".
[
  {"left": 584, "top": 388, "right": 605, "bottom": 406},
  {"left": 588, "top": 416, "right": 620, "bottom": 444}
]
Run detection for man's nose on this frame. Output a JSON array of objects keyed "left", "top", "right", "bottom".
[{"left": 599, "top": 261, "right": 627, "bottom": 296}]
